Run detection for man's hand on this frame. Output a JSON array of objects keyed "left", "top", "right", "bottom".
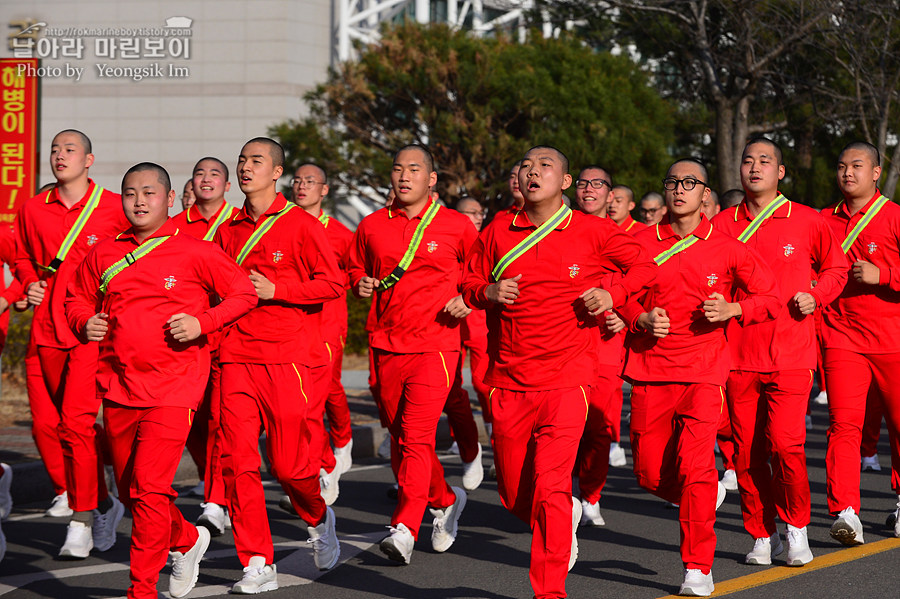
[
  {"left": 703, "top": 292, "right": 742, "bottom": 322},
  {"left": 605, "top": 310, "right": 626, "bottom": 333},
  {"left": 13, "top": 298, "right": 28, "bottom": 311},
  {"left": 443, "top": 295, "right": 472, "bottom": 319},
  {"left": 167, "top": 313, "right": 201, "bottom": 342},
  {"left": 637, "top": 307, "right": 670, "bottom": 338},
  {"left": 249, "top": 270, "right": 275, "bottom": 300},
  {"left": 27, "top": 280, "right": 47, "bottom": 306},
  {"left": 793, "top": 291, "right": 817, "bottom": 315},
  {"left": 486, "top": 274, "right": 522, "bottom": 305},
  {"left": 852, "top": 260, "right": 880, "bottom": 285},
  {"left": 580, "top": 287, "right": 614, "bottom": 316},
  {"left": 357, "top": 276, "right": 380, "bottom": 298},
  {"left": 85, "top": 312, "right": 109, "bottom": 342}
]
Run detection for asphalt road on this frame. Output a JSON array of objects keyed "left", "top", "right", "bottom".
[{"left": 1, "top": 403, "right": 898, "bottom": 599}]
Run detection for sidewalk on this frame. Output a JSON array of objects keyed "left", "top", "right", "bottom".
[{"left": 0, "top": 369, "right": 482, "bottom": 506}]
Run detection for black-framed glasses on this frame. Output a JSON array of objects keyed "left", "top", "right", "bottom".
[
  {"left": 575, "top": 178, "right": 610, "bottom": 190},
  {"left": 662, "top": 177, "right": 707, "bottom": 191}
]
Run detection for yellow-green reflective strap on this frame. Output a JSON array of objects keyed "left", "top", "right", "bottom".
[
  {"left": 99, "top": 234, "right": 174, "bottom": 294},
  {"left": 235, "top": 204, "right": 295, "bottom": 265},
  {"left": 491, "top": 204, "right": 571, "bottom": 282},
  {"left": 318, "top": 213, "right": 330, "bottom": 226},
  {"left": 842, "top": 195, "right": 889, "bottom": 254},
  {"left": 203, "top": 205, "right": 236, "bottom": 242},
  {"left": 379, "top": 202, "right": 441, "bottom": 290},
  {"left": 38, "top": 185, "right": 105, "bottom": 273},
  {"left": 654, "top": 235, "right": 700, "bottom": 265},
  {"left": 737, "top": 193, "right": 788, "bottom": 243}
]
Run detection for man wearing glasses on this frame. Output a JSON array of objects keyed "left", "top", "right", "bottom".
[
  {"left": 712, "top": 137, "right": 847, "bottom": 568},
  {"left": 291, "top": 164, "right": 355, "bottom": 505},
  {"left": 621, "top": 158, "right": 778, "bottom": 596},
  {"left": 574, "top": 166, "right": 613, "bottom": 217},
  {"left": 640, "top": 192, "right": 667, "bottom": 225}
]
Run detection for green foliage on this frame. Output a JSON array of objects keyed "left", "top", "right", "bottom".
[
  {"left": 272, "top": 23, "right": 676, "bottom": 212},
  {"left": 344, "top": 293, "right": 371, "bottom": 356},
  {"left": 2, "top": 309, "right": 31, "bottom": 377}
]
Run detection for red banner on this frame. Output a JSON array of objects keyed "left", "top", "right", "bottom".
[{"left": 0, "top": 58, "right": 39, "bottom": 224}]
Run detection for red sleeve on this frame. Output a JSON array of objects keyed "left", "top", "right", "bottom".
[
  {"left": 0, "top": 229, "right": 24, "bottom": 305},
  {"left": 617, "top": 298, "right": 647, "bottom": 333},
  {"left": 14, "top": 205, "right": 40, "bottom": 291},
  {"left": 733, "top": 245, "right": 781, "bottom": 326},
  {"left": 457, "top": 221, "right": 479, "bottom": 292},
  {"left": 194, "top": 244, "right": 258, "bottom": 335},
  {"left": 271, "top": 220, "right": 343, "bottom": 305},
  {"left": 64, "top": 246, "right": 103, "bottom": 340},
  {"left": 599, "top": 228, "right": 658, "bottom": 308},
  {"left": 808, "top": 215, "right": 849, "bottom": 307},
  {"left": 461, "top": 232, "right": 494, "bottom": 310}
]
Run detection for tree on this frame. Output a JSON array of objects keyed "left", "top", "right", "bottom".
[
  {"left": 543, "top": 0, "right": 842, "bottom": 192},
  {"left": 271, "top": 23, "right": 676, "bottom": 212}
]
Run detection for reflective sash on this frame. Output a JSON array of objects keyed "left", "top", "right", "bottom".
[
  {"left": 99, "top": 233, "right": 175, "bottom": 294},
  {"left": 318, "top": 213, "right": 330, "bottom": 227},
  {"left": 654, "top": 234, "right": 700, "bottom": 265},
  {"left": 38, "top": 185, "right": 105, "bottom": 273},
  {"left": 378, "top": 202, "right": 441, "bottom": 290},
  {"left": 737, "top": 193, "right": 788, "bottom": 243},
  {"left": 235, "top": 204, "right": 295, "bottom": 265},
  {"left": 491, "top": 204, "right": 571, "bottom": 281},
  {"left": 841, "top": 194, "right": 889, "bottom": 254},
  {"left": 203, "top": 204, "right": 237, "bottom": 241}
]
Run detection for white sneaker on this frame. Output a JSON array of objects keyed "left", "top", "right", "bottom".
[
  {"left": 377, "top": 434, "right": 392, "bottom": 459},
  {"left": 333, "top": 439, "right": 353, "bottom": 475},
  {"left": 861, "top": 454, "right": 882, "bottom": 472},
  {"left": 745, "top": 531, "right": 783, "bottom": 565},
  {"left": 715, "top": 481, "right": 726, "bottom": 510},
  {"left": 46, "top": 492, "right": 73, "bottom": 518},
  {"left": 169, "top": 526, "right": 210, "bottom": 598},
  {"left": 889, "top": 499, "right": 900, "bottom": 538},
  {"left": 609, "top": 443, "right": 627, "bottom": 467},
  {"left": 721, "top": 469, "right": 738, "bottom": 492},
  {"left": 679, "top": 568, "right": 714, "bottom": 596},
  {"left": 813, "top": 390, "right": 828, "bottom": 405},
  {"left": 187, "top": 481, "right": 205, "bottom": 497},
  {"left": 197, "top": 502, "right": 231, "bottom": 536},
  {"left": 92, "top": 495, "right": 125, "bottom": 552},
  {"left": 830, "top": 507, "right": 865, "bottom": 546},
  {"left": 569, "top": 497, "right": 581, "bottom": 571},
  {"left": 59, "top": 521, "right": 93, "bottom": 558},
  {"left": 319, "top": 467, "right": 340, "bottom": 506},
  {"left": 430, "top": 487, "right": 467, "bottom": 552},
  {"left": 461, "top": 443, "right": 484, "bottom": 491},
  {"left": 579, "top": 499, "right": 605, "bottom": 527},
  {"left": 488, "top": 463, "right": 497, "bottom": 479},
  {"left": 785, "top": 524, "right": 814, "bottom": 565},
  {"left": 380, "top": 522, "right": 414, "bottom": 564},
  {"left": 447, "top": 440, "right": 460, "bottom": 455},
  {"left": 307, "top": 506, "right": 340, "bottom": 570},
  {"left": 485, "top": 422, "right": 493, "bottom": 439},
  {"left": 0, "top": 463, "right": 12, "bottom": 520},
  {"left": 278, "top": 495, "right": 297, "bottom": 515},
  {"left": 232, "top": 555, "right": 278, "bottom": 594},
  {"left": 104, "top": 465, "right": 118, "bottom": 498}
]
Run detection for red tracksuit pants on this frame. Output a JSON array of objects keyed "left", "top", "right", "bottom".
[
  {"left": 26, "top": 345, "right": 66, "bottom": 495},
  {"left": 324, "top": 338, "right": 353, "bottom": 449},
  {"left": 630, "top": 382, "right": 721, "bottom": 573},
  {"left": 309, "top": 363, "right": 337, "bottom": 474},
  {"left": 717, "top": 399, "right": 736, "bottom": 471},
  {"left": 39, "top": 344, "right": 109, "bottom": 512},
  {"left": 726, "top": 369, "right": 813, "bottom": 538},
  {"left": 464, "top": 342, "right": 492, "bottom": 424},
  {"left": 184, "top": 364, "right": 229, "bottom": 505},
  {"left": 372, "top": 349, "right": 458, "bottom": 539},
  {"left": 220, "top": 363, "right": 325, "bottom": 565},
  {"left": 576, "top": 366, "right": 621, "bottom": 504},
  {"left": 824, "top": 349, "right": 900, "bottom": 514},
  {"left": 444, "top": 352, "right": 481, "bottom": 464},
  {"left": 491, "top": 386, "right": 588, "bottom": 599},
  {"left": 103, "top": 402, "right": 198, "bottom": 599},
  {"left": 860, "top": 387, "right": 884, "bottom": 459}
]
